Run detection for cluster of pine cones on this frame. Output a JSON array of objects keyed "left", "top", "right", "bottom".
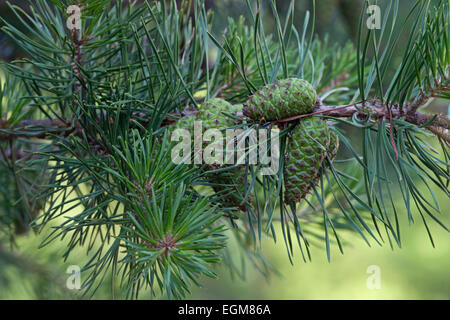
[{"left": 171, "top": 78, "right": 339, "bottom": 208}]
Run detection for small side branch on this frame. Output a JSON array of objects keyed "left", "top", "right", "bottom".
[{"left": 0, "top": 118, "right": 76, "bottom": 141}]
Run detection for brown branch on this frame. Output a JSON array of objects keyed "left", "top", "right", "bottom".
[
  {"left": 0, "top": 118, "right": 77, "bottom": 141},
  {"left": 319, "top": 102, "right": 450, "bottom": 144},
  {"left": 310, "top": 100, "right": 447, "bottom": 126},
  {"left": 70, "top": 18, "right": 92, "bottom": 102},
  {"left": 272, "top": 100, "right": 450, "bottom": 144},
  {"left": 1, "top": 99, "right": 449, "bottom": 146},
  {"left": 2, "top": 102, "right": 449, "bottom": 139},
  {"left": 0, "top": 110, "right": 181, "bottom": 143}
]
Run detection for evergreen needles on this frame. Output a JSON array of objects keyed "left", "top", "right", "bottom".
[{"left": 0, "top": 0, "right": 448, "bottom": 299}]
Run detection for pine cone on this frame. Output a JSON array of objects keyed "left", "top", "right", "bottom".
[
  {"left": 173, "top": 98, "right": 253, "bottom": 211},
  {"left": 199, "top": 99, "right": 252, "bottom": 211},
  {"left": 284, "top": 117, "right": 331, "bottom": 203},
  {"left": 243, "top": 78, "right": 317, "bottom": 121},
  {"left": 174, "top": 115, "right": 195, "bottom": 130},
  {"left": 197, "top": 98, "right": 241, "bottom": 129},
  {"left": 206, "top": 166, "right": 252, "bottom": 212}
]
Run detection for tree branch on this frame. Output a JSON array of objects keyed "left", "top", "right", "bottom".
[
  {"left": 273, "top": 100, "right": 449, "bottom": 144},
  {"left": 1, "top": 99, "right": 449, "bottom": 145},
  {"left": 0, "top": 118, "right": 76, "bottom": 141}
]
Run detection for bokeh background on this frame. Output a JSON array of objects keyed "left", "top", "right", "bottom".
[{"left": 0, "top": 0, "right": 448, "bottom": 299}]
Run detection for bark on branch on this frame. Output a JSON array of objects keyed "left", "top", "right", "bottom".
[{"left": 1, "top": 100, "right": 449, "bottom": 144}]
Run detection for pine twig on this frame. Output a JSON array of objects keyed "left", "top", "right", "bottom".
[
  {"left": 407, "top": 72, "right": 450, "bottom": 115},
  {"left": 0, "top": 118, "right": 76, "bottom": 141}
]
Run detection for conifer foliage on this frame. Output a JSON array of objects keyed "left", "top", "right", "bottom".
[{"left": 0, "top": 0, "right": 448, "bottom": 298}]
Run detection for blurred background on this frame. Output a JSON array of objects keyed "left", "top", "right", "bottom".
[{"left": 0, "top": 0, "right": 448, "bottom": 299}]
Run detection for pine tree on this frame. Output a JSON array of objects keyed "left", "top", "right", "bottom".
[{"left": 0, "top": 0, "right": 448, "bottom": 299}]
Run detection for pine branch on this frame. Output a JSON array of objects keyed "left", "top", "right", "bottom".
[
  {"left": 2, "top": 96, "right": 449, "bottom": 145},
  {"left": 0, "top": 0, "right": 448, "bottom": 300},
  {"left": 0, "top": 118, "right": 76, "bottom": 141},
  {"left": 407, "top": 72, "right": 450, "bottom": 115},
  {"left": 274, "top": 100, "right": 450, "bottom": 143},
  {"left": 0, "top": 111, "right": 181, "bottom": 142}
]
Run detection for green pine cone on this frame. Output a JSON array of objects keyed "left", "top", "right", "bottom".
[
  {"left": 174, "top": 115, "right": 195, "bottom": 131},
  {"left": 170, "top": 98, "right": 239, "bottom": 136},
  {"left": 195, "top": 98, "right": 241, "bottom": 163},
  {"left": 197, "top": 98, "right": 241, "bottom": 130},
  {"left": 243, "top": 78, "right": 317, "bottom": 121},
  {"left": 171, "top": 98, "right": 252, "bottom": 211},
  {"left": 169, "top": 98, "right": 237, "bottom": 160},
  {"left": 196, "top": 99, "right": 252, "bottom": 211},
  {"left": 284, "top": 117, "right": 331, "bottom": 203},
  {"left": 206, "top": 166, "right": 253, "bottom": 212}
]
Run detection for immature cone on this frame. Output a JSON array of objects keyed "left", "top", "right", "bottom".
[
  {"left": 170, "top": 99, "right": 240, "bottom": 134},
  {"left": 174, "top": 115, "right": 195, "bottom": 131},
  {"left": 199, "top": 99, "right": 253, "bottom": 211},
  {"left": 243, "top": 78, "right": 317, "bottom": 121},
  {"left": 173, "top": 98, "right": 253, "bottom": 211},
  {"left": 197, "top": 98, "right": 241, "bottom": 129},
  {"left": 284, "top": 117, "right": 331, "bottom": 203}
]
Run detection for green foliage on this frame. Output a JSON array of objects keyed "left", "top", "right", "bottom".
[
  {"left": 0, "top": 0, "right": 448, "bottom": 299},
  {"left": 119, "top": 181, "right": 226, "bottom": 300}
]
